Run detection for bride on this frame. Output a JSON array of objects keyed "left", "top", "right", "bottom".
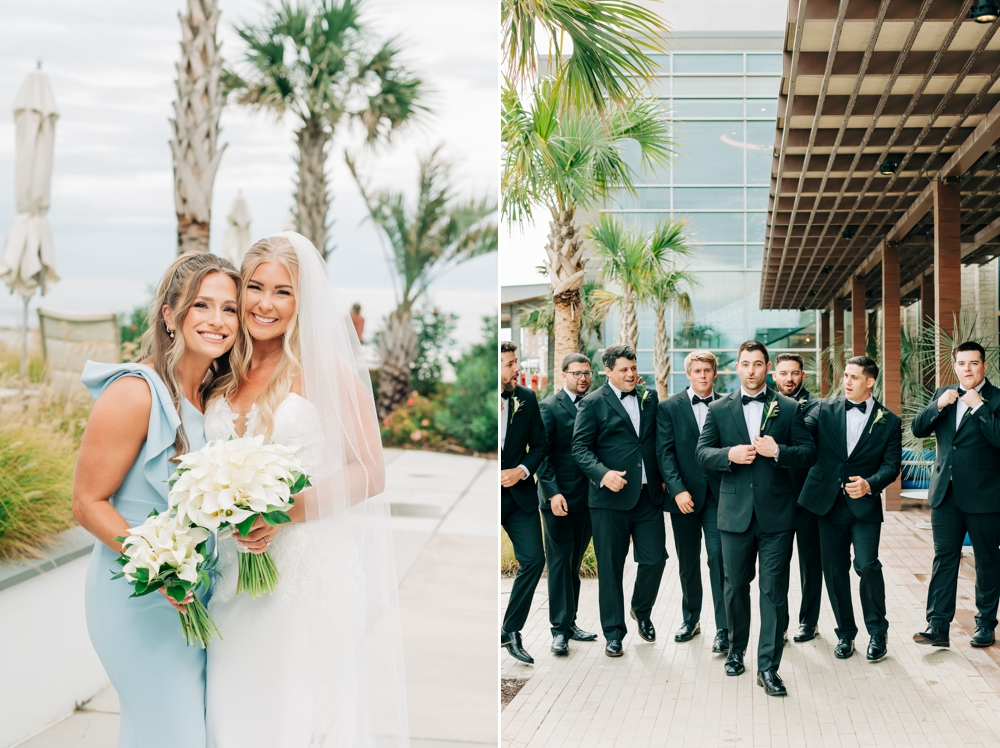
[{"left": 204, "top": 232, "right": 409, "bottom": 747}]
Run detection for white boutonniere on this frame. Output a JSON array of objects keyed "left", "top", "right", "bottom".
[
  {"left": 511, "top": 396, "right": 522, "bottom": 419},
  {"left": 868, "top": 408, "right": 886, "bottom": 434},
  {"left": 637, "top": 385, "right": 651, "bottom": 411},
  {"left": 761, "top": 399, "right": 779, "bottom": 433},
  {"left": 797, "top": 396, "right": 809, "bottom": 408}
]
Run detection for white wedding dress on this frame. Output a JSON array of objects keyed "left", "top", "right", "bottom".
[{"left": 204, "top": 393, "right": 368, "bottom": 747}]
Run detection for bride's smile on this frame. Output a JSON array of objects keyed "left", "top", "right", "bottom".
[{"left": 244, "top": 261, "right": 296, "bottom": 342}]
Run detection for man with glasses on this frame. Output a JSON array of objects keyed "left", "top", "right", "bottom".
[{"left": 537, "top": 354, "right": 600, "bottom": 656}]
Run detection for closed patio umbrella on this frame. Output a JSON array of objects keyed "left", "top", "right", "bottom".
[
  {"left": 223, "top": 191, "right": 251, "bottom": 267},
  {"left": 0, "top": 66, "right": 59, "bottom": 377}
]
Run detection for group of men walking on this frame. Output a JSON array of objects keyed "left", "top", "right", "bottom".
[{"left": 500, "top": 337, "right": 1000, "bottom": 697}]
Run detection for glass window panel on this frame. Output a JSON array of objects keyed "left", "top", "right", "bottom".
[
  {"left": 672, "top": 272, "right": 746, "bottom": 349},
  {"left": 613, "top": 211, "right": 668, "bottom": 234},
  {"left": 637, "top": 307, "right": 657, "bottom": 350},
  {"left": 649, "top": 77, "right": 671, "bottom": 98},
  {"left": 674, "top": 187, "right": 743, "bottom": 210},
  {"left": 747, "top": 244, "right": 764, "bottom": 268},
  {"left": 690, "top": 244, "right": 744, "bottom": 268},
  {"left": 748, "top": 99, "right": 777, "bottom": 118},
  {"left": 746, "top": 121, "right": 774, "bottom": 185},
  {"left": 680, "top": 212, "right": 744, "bottom": 243},
  {"left": 747, "top": 54, "right": 782, "bottom": 73},
  {"left": 636, "top": 350, "right": 654, "bottom": 373},
  {"left": 673, "top": 54, "right": 744, "bottom": 73},
  {"left": 747, "top": 213, "right": 766, "bottom": 242},
  {"left": 747, "top": 188, "right": 769, "bottom": 209},
  {"left": 620, "top": 138, "right": 671, "bottom": 184},
  {"left": 672, "top": 77, "right": 744, "bottom": 97},
  {"left": 647, "top": 54, "right": 671, "bottom": 74},
  {"left": 746, "top": 77, "right": 780, "bottom": 97},
  {"left": 672, "top": 121, "right": 744, "bottom": 185},
  {"left": 672, "top": 99, "right": 743, "bottom": 118},
  {"left": 745, "top": 273, "right": 819, "bottom": 346},
  {"left": 631, "top": 187, "right": 671, "bottom": 210}
]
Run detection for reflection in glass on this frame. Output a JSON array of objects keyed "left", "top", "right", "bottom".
[
  {"left": 746, "top": 121, "right": 774, "bottom": 185},
  {"left": 747, "top": 54, "right": 782, "bottom": 73},
  {"left": 674, "top": 187, "right": 743, "bottom": 210},
  {"left": 671, "top": 272, "right": 745, "bottom": 349},
  {"left": 747, "top": 213, "right": 766, "bottom": 243},
  {"left": 673, "top": 77, "right": 744, "bottom": 97},
  {"left": 747, "top": 188, "right": 769, "bottom": 209},
  {"left": 674, "top": 54, "right": 743, "bottom": 73},
  {"left": 680, "top": 212, "right": 744, "bottom": 243},
  {"left": 672, "top": 99, "right": 744, "bottom": 118},
  {"left": 673, "top": 121, "right": 744, "bottom": 185},
  {"left": 689, "top": 244, "right": 744, "bottom": 268},
  {"left": 747, "top": 99, "right": 777, "bottom": 118},
  {"left": 747, "top": 244, "right": 764, "bottom": 268},
  {"left": 746, "top": 77, "right": 780, "bottom": 97}
]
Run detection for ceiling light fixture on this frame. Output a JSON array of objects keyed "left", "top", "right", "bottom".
[
  {"left": 971, "top": 1, "right": 999, "bottom": 22},
  {"left": 879, "top": 159, "right": 898, "bottom": 175},
  {"left": 842, "top": 227, "right": 856, "bottom": 239}
]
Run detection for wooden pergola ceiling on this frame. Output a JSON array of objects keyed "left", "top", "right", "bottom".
[{"left": 762, "top": 0, "right": 1000, "bottom": 310}]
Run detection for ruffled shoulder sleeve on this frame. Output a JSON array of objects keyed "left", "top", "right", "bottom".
[{"left": 81, "top": 361, "right": 182, "bottom": 500}]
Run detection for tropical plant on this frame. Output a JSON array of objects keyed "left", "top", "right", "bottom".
[
  {"left": 438, "top": 317, "right": 499, "bottom": 454},
  {"left": 349, "top": 147, "right": 498, "bottom": 417},
  {"left": 502, "top": 78, "right": 672, "bottom": 368},
  {"left": 224, "top": 0, "right": 425, "bottom": 258},
  {"left": 171, "top": 0, "right": 226, "bottom": 255},
  {"left": 646, "top": 268, "right": 695, "bottom": 398},
  {"left": 501, "top": 0, "right": 668, "bottom": 109},
  {"left": 410, "top": 308, "right": 458, "bottom": 396},
  {"left": 519, "top": 280, "right": 614, "bottom": 363}
]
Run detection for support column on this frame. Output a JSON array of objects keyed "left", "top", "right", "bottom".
[
  {"left": 821, "top": 309, "right": 831, "bottom": 396},
  {"left": 919, "top": 270, "right": 935, "bottom": 328},
  {"left": 851, "top": 276, "right": 867, "bottom": 359},
  {"left": 934, "top": 180, "right": 962, "bottom": 387},
  {"left": 831, "top": 296, "right": 845, "bottom": 379},
  {"left": 882, "top": 242, "right": 902, "bottom": 511}
]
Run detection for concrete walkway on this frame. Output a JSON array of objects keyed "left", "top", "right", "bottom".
[
  {"left": 15, "top": 448, "right": 497, "bottom": 748},
  {"left": 502, "top": 502, "right": 1000, "bottom": 747}
]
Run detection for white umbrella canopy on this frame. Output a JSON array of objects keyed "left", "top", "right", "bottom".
[{"left": 223, "top": 191, "right": 251, "bottom": 268}]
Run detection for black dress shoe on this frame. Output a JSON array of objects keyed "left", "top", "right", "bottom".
[
  {"left": 674, "top": 621, "right": 701, "bottom": 643},
  {"left": 605, "top": 639, "right": 624, "bottom": 657},
  {"left": 757, "top": 668, "right": 787, "bottom": 696},
  {"left": 712, "top": 629, "right": 730, "bottom": 654},
  {"left": 793, "top": 624, "right": 818, "bottom": 643},
  {"left": 834, "top": 637, "right": 855, "bottom": 659},
  {"left": 970, "top": 625, "right": 995, "bottom": 648},
  {"left": 630, "top": 609, "right": 656, "bottom": 642},
  {"left": 501, "top": 630, "right": 534, "bottom": 664},
  {"left": 913, "top": 626, "right": 950, "bottom": 647},
  {"left": 570, "top": 625, "right": 598, "bottom": 642},
  {"left": 551, "top": 633, "right": 569, "bottom": 656},
  {"left": 724, "top": 649, "right": 745, "bottom": 676},
  {"left": 867, "top": 634, "right": 888, "bottom": 662}
]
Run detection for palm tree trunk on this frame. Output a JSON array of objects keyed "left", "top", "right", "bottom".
[
  {"left": 377, "top": 307, "right": 417, "bottom": 419},
  {"left": 653, "top": 301, "right": 670, "bottom": 399},
  {"left": 294, "top": 121, "right": 332, "bottom": 259},
  {"left": 619, "top": 285, "right": 638, "bottom": 351},
  {"left": 170, "top": 0, "right": 225, "bottom": 256},
  {"left": 545, "top": 206, "right": 587, "bottom": 367}
]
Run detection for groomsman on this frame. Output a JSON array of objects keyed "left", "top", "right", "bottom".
[
  {"left": 798, "top": 356, "right": 901, "bottom": 662},
  {"left": 537, "top": 353, "right": 599, "bottom": 656},
  {"left": 500, "top": 341, "right": 548, "bottom": 664},
  {"left": 696, "top": 340, "right": 814, "bottom": 696},
  {"left": 773, "top": 352, "right": 823, "bottom": 643},
  {"left": 572, "top": 344, "right": 667, "bottom": 657},
  {"left": 656, "top": 350, "right": 728, "bottom": 653},
  {"left": 911, "top": 341, "right": 1000, "bottom": 649}
]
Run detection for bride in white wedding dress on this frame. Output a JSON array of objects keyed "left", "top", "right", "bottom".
[{"left": 204, "top": 233, "right": 409, "bottom": 748}]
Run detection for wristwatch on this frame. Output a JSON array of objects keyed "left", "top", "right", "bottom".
[{"left": 773, "top": 445, "right": 780, "bottom": 462}]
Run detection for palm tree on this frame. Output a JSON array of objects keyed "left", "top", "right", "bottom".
[
  {"left": 644, "top": 268, "right": 695, "bottom": 398},
  {"left": 501, "top": 0, "right": 668, "bottom": 109},
  {"left": 519, "top": 280, "right": 614, "bottom": 363},
  {"left": 502, "top": 78, "right": 672, "bottom": 368},
  {"left": 348, "top": 147, "right": 498, "bottom": 418},
  {"left": 171, "top": 0, "right": 226, "bottom": 255},
  {"left": 224, "top": 0, "right": 424, "bottom": 259}
]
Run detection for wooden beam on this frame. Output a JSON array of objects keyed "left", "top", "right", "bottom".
[
  {"left": 881, "top": 241, "right": 902, "bottom": 511},
  {"left": 934, "top": 180, "right": 962, "bottom": 387},
  {"left": 821, "top": 309, "right": 831, "bottom": 396},
  {"left": 851, "top": 275, "right": 867, "bottom": 357}
]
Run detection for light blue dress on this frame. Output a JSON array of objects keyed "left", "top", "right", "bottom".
[{"left": 82, "top": 362, "right": 209, "bottom": 748}]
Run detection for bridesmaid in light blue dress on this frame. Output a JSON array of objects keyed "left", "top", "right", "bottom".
[{"left": 73, "top": 254, "right": 241, "bottom": 748}]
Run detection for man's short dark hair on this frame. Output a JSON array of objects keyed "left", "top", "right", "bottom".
[
  {"left": 953, "top": 341, "right": 986, "bottom": 362},
  {"left": 602, "top": 344, "right": 636, "bottom": 370},
  {"left": 500, "top": 341, "right": 517, "bottom": 354},
  {"left": 737, "top": 340, "right": 769, "bottom": 364},
  {"left": 846, "top": 355, "right": 879, "bottom": 381},
  {"left": 561, "top": 353, "right": 591, "bottom": 371},
  {"left": 774, "top": 352, "right": 804, "bottom": 370}
]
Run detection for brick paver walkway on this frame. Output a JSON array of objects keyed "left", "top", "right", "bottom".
[{"left": 502, "top": 501, "right": 1000, "bottom": 747}]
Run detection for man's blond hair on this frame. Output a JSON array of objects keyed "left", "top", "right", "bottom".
[{"left": 684, "top": 350, "right": 718, "bottom": 373}]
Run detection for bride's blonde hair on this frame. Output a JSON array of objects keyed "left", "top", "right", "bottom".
[{"left": 221, "top": 236, "right": 302, "bottom": 440}]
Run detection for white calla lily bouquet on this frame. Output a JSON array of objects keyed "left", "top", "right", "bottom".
[
  {"left": 168, "top": 435, "right": 312, "bottom": 599},
  {"left": 112, "top": 510, "right": 220, "bottom": 648}
]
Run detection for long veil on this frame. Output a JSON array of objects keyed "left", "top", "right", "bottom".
[{"left": 272, "top": 231, "right": 409, "bottom": 747}]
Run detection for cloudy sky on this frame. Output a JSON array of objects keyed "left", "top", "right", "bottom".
[{"left": 0, "top": 0, "right": 497, "bottom": 345}]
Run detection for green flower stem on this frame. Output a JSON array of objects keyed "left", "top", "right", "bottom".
[
  {"left": 237, "top": 550, "right": 281, "bottom": 599},
  {"left": 178, "top": 597, "right": 222, "bottom": 649}
]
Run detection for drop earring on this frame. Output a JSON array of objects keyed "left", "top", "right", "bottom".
[{"left": 168, "top": 329, "right": 175, "bottom": 339}]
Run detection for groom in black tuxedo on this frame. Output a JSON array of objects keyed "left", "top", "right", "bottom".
[
  {"left": 572, "top": 344, "right": 667, "bottom": 657},
  {"left": 911, "top": 341, "right": 1000, "bottom": 649},
  {"left": 500, "top": 341, "right": 548, "bottom": 664},
  {"left": 656, "top": 350, "right": 728, "bottom": 652},
  {"left": 798, "top": 356, "right": 901, "bottom": 663},
  {"left": 696, "top": 340, "right": 814, "bottom": 696},
  {"left": 537, "top": 353, "right": 599, "bottom": 656}
]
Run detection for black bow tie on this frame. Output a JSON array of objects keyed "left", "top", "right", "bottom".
[
  {"left": 501, "top": 390, "right": 512, "bottom": 400},
  {"left": 620, "top": 389, "right": 637, "bottom": 399},
  {"left": 741, "top": 392, "right": 767, "bottom": 406},
  {"left": 692, "top": 395, "right": 713, "bottom": 406},
  {"left": 846, "top": 400, "right": 867, "bottom": 413},
  {"left": 568, "top": 393, "right": 579, "bottom": 404},
  {"left": 957, "top": 388, "right": 968, "bottom": 397}
]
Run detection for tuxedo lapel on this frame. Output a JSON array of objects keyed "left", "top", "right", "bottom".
[
  {"left": 759, "top": 388, "right": 777, "bottom": 436},
  {"left": 727, "top": 391, "right": 752, "bottom": 443},
  {"left": 848, "top": 399, "right": 881, "bottom": 459},
  {"left": 678, "top": 390, "right": 700, "bottom": 438},
  {"left": 604, "top": 385, "right": 638, "bottom": 437},
  {"left": 557, "top": 389, "right": 578, "bottom": 420},
  {"left": 831, "top": 397, "right": 848, "bottom": 460}
]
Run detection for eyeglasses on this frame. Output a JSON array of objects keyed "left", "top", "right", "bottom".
[{"left": 566, "top": 371, "right": 593, "bottom": 379}]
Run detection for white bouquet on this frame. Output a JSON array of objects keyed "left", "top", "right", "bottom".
[
  {"left": 168, "top": 435, "right": 312, "bottom": 598},
  {"left": 112, "top": 509, "right": 220, "bottom": 648}
]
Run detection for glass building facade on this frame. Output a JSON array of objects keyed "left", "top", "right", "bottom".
[{"left": 604, "top": 47, "right": 822, "bottom": 393}]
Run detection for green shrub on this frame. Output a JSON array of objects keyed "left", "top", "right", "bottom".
[
  {"left": 411, "top": 309, "right": 457, "bottom": 396},
  {"left": 120, "top": 302, "right": 149, "bottom": 361},
  {"left": 438, "top": 316, "right": 498, "bottom": 453},
  {"left": 379, "top": 390, "right": 449, "bottom": 449}
]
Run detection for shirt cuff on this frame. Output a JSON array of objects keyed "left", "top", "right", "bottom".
[
  {"left": 517, "top": 465, "right": 530, "bottom": 480},
  {"left": 971, "top": 402, "right": 985, "bottom": 414}
]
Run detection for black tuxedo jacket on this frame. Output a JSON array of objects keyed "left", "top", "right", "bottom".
[
  {"left": 571, "top": 383, "right": 664, "bottom": 511},
  {"left": 798, "top": 397, "right": 902, "bottom": 523},
  {"left": 501, "top": 384, "right": 548, "bottom": 513},
  {"left": 537, "top": 389, "right": 589, "bottom": 512},
  {"left": 911, "top": 379, "right": 1000, "bottom": 513},
  {"left": 788, "top": 387, "right": 817, "bottom": 494},
  {"left": 655, "top": 389, "right": 722, "bottom": 514},
  {"left": 695, "top": 388, "right": 815, "bottom": 534}
]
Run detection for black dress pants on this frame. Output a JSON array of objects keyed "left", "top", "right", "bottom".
[
  {"left": 926, "top": 484, "right": 1000, "bottom": 631},
  {"left": 542, "top": 505, "right": 593, "bottom": 637},
  {"left": 793, "top": 505, "right": 823, "bottom": 628},
  {"left": 590, "top": 486, "right": 668, "bottom": 641},
  {"left": 670, "top": 491, "right": 726, "bottom": 631},
  {"left": 817, "top": 498, "right": 887, "bottom": 640},
  {"left": 720, "top": 512, "right": 793, "bottom": 672},
  {"left": 501, "top": 491, "right": 545, "bottom": 634}
]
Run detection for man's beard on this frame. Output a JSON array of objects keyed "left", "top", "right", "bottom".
[{"left": 501, "top": 379, "right": 515, "bottom": 392}]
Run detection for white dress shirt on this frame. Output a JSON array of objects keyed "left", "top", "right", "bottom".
[
  {"left": 740, "top": 387, "right": 766, "bottom": 441},
  {"left": 608, "top": 381, "right": 647, "bottom": 485},
  {"left": 563, "top": 386, "right": 581, "bottom": 407},
  {"left": 845, "top": 395, "right": 875, "bottom": 456},
  {"left": 500, "top": 391, "right": 529, "bottom": 480},
  {"left": 955, "top": 379, "right": 986, "bottom": 430},
  {"left": 686, "top": 387, "right": 715, "bottom": 434}
]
